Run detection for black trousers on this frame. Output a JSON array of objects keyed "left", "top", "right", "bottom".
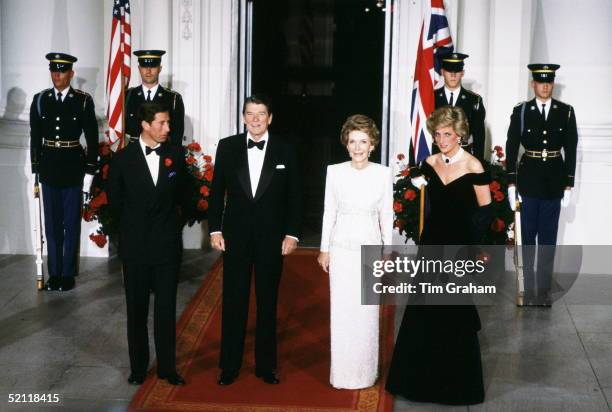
[
  {"left": 123, "top": 262, "right": 178, "bottom": 376},
  {"left": 220, "top": 248, "right": 283, "bottom": 373}
]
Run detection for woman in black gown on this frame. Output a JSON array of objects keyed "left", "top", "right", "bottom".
[{"left": 385, "top": 106, "right": 492, "bottom": 405}]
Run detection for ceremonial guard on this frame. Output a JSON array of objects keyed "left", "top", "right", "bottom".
[
  {"left": 125, "top": 50, "right": 185, "bottom": 146},
  {"left": 434, "top": 53, "right": 487, "bottom": 159},
  {"left": 506, "top": 64, "right": 578, "bottom": 306},
  {"left": 30, "top": 52, "right": 99, "bottom": 291}
]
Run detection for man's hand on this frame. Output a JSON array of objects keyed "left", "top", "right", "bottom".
[
  {"left": 281, "top": 236, "right": 298, "bottom": 256},
  {"left": 561, "top": 188, "right": 572, "bottom": 208},
  {"left": 507, "top": 185, "right": 522, "bottom": 212},
  {"left": 317, "top": 252, "right": 330, "bottom": 273},
  {"left": 210, "top": 233, "right": 226, "bottom": 252},
  {"left": 82, "top": 173, "right": 94, "bottom": 199}
]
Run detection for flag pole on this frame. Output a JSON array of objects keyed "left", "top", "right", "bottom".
[{"left": 418, "top": 184, "right": 425, "bottom": 237}]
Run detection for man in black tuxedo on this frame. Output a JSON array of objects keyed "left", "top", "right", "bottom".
[
  {"left": 125, "top": 50, "right": 185, "bottom": 146},
  {"left": 433, "top": 52, "right": 487, "bottom": 159},
  {"left": 108, "top": 102, "right": 188, "bottom": 386},
  {"left": 208, "top": 94, "right": 301, "bottom": 385}
]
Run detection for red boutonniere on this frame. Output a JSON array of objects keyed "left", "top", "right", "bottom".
[{"left": 164, "top": 157, "right": 173, "bottom": 167}]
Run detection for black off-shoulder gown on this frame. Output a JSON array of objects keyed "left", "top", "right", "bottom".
[{"left": 385, "top": 161, "right": 490, "bottom": 405}]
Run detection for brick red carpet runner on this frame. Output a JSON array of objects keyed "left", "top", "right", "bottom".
[{"left": 129, "top": 248, "right": 394, "bottom": 411}]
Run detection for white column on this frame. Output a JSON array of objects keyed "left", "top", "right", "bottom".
[
  {"left": 0, "top": 0, "right": 56, "bottom": 121},
  {"left": 485, "top": 0, "right": 535, "bottom": 151},
  {"left": 531, "top": 0, "right": 612, "bottom": 126},
  {"left": 173, "top": 0, "right": 239, "bottom": 249},
  {"left": 114, "top": 0, "right": 172, "bottom": 88},
  {"left": 172, "top": 0, "right": 238, "bottom": 150},
  {"left": 531, "top": 0, "right": 612, "bottom": 245},
  {"left": 456, "top": 0, "right": 489, "bottom": 104}
]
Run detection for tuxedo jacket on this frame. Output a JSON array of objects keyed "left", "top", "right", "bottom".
[
  {"left": 108, "top": 142, "right": 189, "bottom": 264},
  {"left": 434, "top": 86, "right": 486, "bottom": 159},
  {"left": 506, "top": 98, "right": 578, "bottom": 199},
  {"left": 125, "top": 85, "right": 185, "bottom": 146},
  {"left": 208, "top": 133, "right": 301, "bottom": 254},
  {"left": 30, "top": 86, "right": 99, "bottom": 187}
]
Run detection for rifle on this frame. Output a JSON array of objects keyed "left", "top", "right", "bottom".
[
  {"left": 514, "top": 199, "right": 525, "bottom": 306},
  {"left": 33, "top": 174, "right": 45, "bottom": 290},
  {"left": 514, "top": 102, "right": 527, "bottom": 306}
]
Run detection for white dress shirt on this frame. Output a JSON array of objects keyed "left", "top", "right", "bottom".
[
  {"left": 142, "top": 84, "right": 160, "bottom": 101},
  {"left": 210, "top": 132, "right": 299, "bottom": 242},
  {"left": 444, "top": 86, "right": 460, "bottom": 106},
  {"left": 139, "top": 138, "right": 161, "bottom": 186},
  {"left": 247, "top": 131, "right": 269, "bottom": 197},
  {"left": 54, "top": 87, "right": 69, "bottom": 102},
  {"left": 536, "top": 98, "right": 552, "bottom": 120}
]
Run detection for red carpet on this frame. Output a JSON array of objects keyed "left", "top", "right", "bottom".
[{"left": 129, "top": 248, "right": 394, "bottom": 411}]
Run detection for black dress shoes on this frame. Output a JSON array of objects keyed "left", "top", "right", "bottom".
[
  {"left": 128, "top": 373, "right": 145, "bottom": 385},
  {"left": 45, "top": 276, "right": 60, "bottom": 291},
  {"left": 255, "top": 370, "right": 280, "bottom": 384},
  {"left": 59, "top": 277, "right": 75, "bottom": 292},
  {"left": 217, "top": 370, "right": 238, "bottom": 386},
  {"left": 157, "top": 372, "right": 186, "bottom": 386}
]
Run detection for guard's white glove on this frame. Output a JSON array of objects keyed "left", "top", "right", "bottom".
[
  {"left": 561, "top": 189, "right": 571, "bottom": 208},
  {"left": 411, "top": 176, "right": 428, "bottom": 188},
  {"left": 82, "top": 173, "right": 94, "bottom": 197},
  {"left": 507, "top": 186, "right": 522, "bottom": 211}
]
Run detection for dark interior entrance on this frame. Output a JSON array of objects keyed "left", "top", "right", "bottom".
[{"left": 250, "top": 0, "right": 386, "bottom": 246}]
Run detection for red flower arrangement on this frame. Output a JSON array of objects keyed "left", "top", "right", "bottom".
[
  {"left": 83, "top": 138, "right": 215, "bottom": 247},
  {"left": 89, "top": 233, "right": 107, "bottom": 248},
  {"left": 392, "top": 147, "right": 515, "bottom": 245},
  {"left": 183, "top": 140, "right": 214, "bottom": 226},
  {"left": 82, "top": 140, "right": 118, "bottom": 248}
]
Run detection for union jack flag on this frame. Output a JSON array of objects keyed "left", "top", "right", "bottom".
[
  {"left": 105, "top": 0, "right": 131, "bottom": 148},
  {"left": 409, "top": 0, "right": 453, "bottom": 165}
]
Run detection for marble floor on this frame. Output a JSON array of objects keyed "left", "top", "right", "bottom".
[{"left": 0, "top": 250, "right": 611, "bottom": 411}]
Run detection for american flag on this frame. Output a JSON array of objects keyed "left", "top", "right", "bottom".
[
  {"left": 105, "top": 0, "right": 131, "bottom": 148},
  {"left": 409, "top": 0, "right": 453, "bottom": 165}
]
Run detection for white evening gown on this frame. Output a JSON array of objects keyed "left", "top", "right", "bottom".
[{"left": 320, "top": 161, "right": 393, "bottom": 389}]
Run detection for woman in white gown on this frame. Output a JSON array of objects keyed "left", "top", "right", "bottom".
[{"left": 317, "top": 115, "right": 393, "bottom": 389}]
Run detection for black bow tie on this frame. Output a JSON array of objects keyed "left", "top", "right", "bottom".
[
  {"left": 248, "top": 139, "right": 266, "bottom": 150},
  {"left": 145, "top": 146, "right": 161, "bottom": 155}
]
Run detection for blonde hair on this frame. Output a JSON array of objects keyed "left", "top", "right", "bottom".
[
  {"left": 340, "top": 114, "right": 380, "bottom": 147},
  {"left": 426, "top": 106, "right": 469, "bottom": 143}
]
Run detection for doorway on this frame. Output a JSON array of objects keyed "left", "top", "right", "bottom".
[{"left": 249, "top": 0, "right": 387, "bottom": 246}]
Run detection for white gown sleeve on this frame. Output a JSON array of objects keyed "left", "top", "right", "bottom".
[
  {"left": 379, "top": 167, "right": 394, "bottom": 246},
  {"left": 320, "top": 165, "right": 337, "bottom": 252}
]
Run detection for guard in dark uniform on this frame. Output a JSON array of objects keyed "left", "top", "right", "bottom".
[
  {"left": 30, "top": 52, "right": 99, "bottom": 291},
  {"left": 125, "top": 50, "right": 185, "bottom": 146},
  {"left": 433, "top": 52, "right": 487, "bottom": 159},
  {"left": 506, "top": 63, "right": 578, "bottom": 306}
]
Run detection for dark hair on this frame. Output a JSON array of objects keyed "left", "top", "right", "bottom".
[
  {"left": 340, "top": 114, "right": 381, "bottom": 147},
  {"left": 137, "top": 102, "right": 170, "bottom": 125},
  {"left": 242, "top": 94, "right": 272, "bottom": 115}
]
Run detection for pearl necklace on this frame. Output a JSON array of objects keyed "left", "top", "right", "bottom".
[{"left": 441, "top": 147, "right": 464, "bottom": 166}]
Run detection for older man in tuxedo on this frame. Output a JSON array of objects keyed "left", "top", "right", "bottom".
[
  {"left": 208, "top": 94, "right": 301, "bottom": 386},
  {"left": 108, "top": 102, "right": 188, "bottom": 386}
]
